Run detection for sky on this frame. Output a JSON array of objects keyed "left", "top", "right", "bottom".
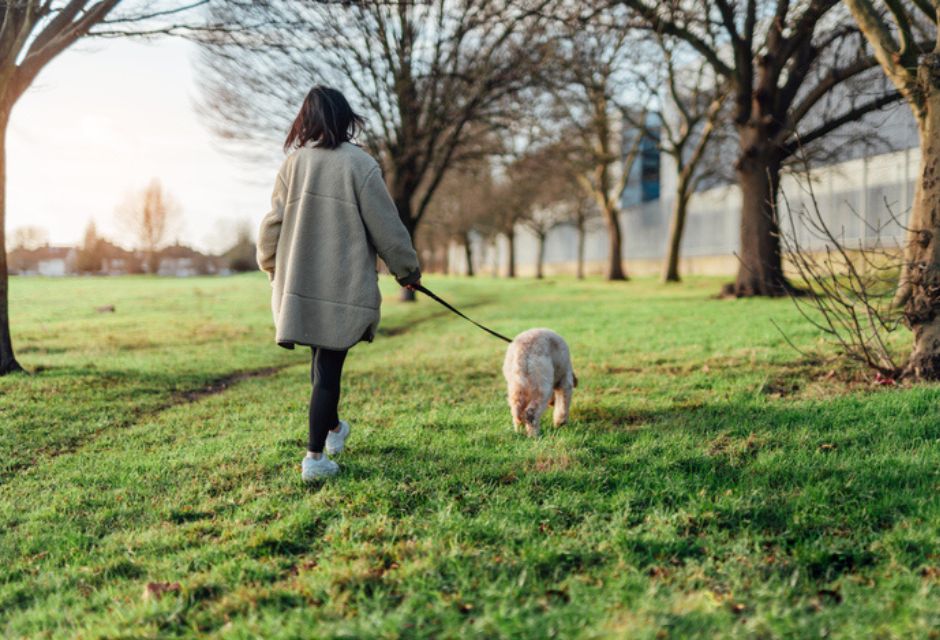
[{"left": 8, "top": 36, "right": 275, "bottom": 254}]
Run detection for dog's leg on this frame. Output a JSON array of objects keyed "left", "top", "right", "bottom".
[
  {"left": 511, "top": 404, "right": 524, "bottom": 433},
  {"left": 508, "top": 385, "right": 525, "bottom": 433},
  {"left": 553, "top": 375, "right": 574, "bottom": 427},
  {"left": 524, "top": 393, "right": 548, "bottom": 438}
]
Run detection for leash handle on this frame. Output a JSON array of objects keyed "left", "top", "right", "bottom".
[{"left": 414, "top": 284, "right": 513, "bottom": 344}]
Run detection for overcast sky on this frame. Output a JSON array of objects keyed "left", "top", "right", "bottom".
[{"left": 8, "top": 36, "right": 276, "bottom": 253}]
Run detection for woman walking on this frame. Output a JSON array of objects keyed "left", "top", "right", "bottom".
[{"left": 257, "top": 86, "right": 421, "bottom": 482}]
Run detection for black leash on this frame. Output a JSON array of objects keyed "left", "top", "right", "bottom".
[{"left": 414, "top": 284, "right": 513, "bottom": 344}]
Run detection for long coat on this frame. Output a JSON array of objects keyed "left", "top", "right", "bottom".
[{"left": 257, "top": 142, "right": 421, "bottom": 350}]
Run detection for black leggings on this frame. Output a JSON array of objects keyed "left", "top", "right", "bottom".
[{"left": 308, "top": 347, "right": 348, "bottom": 453}]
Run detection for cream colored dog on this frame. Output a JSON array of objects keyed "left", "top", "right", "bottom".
[{"left": 503, "top": 328, "right": 576, "bottom": 437}]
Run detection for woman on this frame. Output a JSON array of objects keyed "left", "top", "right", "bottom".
[{"left": 257, "top": 86, "right": 421, "bottom": 482}]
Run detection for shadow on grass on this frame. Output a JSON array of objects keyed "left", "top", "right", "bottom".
[{"left": 335, "top": 396, "right": 940, "bottom": 584}]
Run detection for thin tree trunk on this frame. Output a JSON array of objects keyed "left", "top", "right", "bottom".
[
  {"left": 395, "top": 195, "right": 417, "bottom": 302},
  {"left": 576, "top": 220, "right": 585, "bottom": 280},
  {"left": 0, "top": 105, "right": 22, "bottom": 375},
  {"left": 726, "top": 147, "right": 789, "bottom": 297},
  {"left": 147, "top": 249, "right": 160, "bottom": 275},
  {"left": 903, "top": 70, "right": 940, "bottom": 379},
  {"left": 663, "top": 188, "right": 690, "bottom": 283},
  {"left": 490, "top": 238, "right": 499, "bottom": 277},
  {"left": 536, "top": 232, "right": 545, "bottom": 279},
  {"left": 506, "top": 227, "right": 516, "bottom": 278},
  {"left": 603, "top": 203, "right": 627, "bottom": 281},
  {"left": 463, "top": 232, "right": 474, "bottom": 277}
]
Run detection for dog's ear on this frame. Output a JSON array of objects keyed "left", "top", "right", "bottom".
[{"left": 572, "top": 373, "right": 579, "bottom": 388}]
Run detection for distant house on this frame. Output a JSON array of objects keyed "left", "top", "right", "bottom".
[
  {"left": 9, "top": 241, "right": 228, "bottom": 277},
  {"left": 8, "top": 246, "right": 77, "bottom": 276},
  {"left": 97, "top": 240, "right": 140, "bottom": 275},
  {"left": 157, "top": 243, "right": 222, "bottom": 277}
]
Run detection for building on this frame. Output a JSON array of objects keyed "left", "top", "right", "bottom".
[
  {"left": 8, "top": 246, "right": 77, "bottom": 276},
  {"left": 447, "top": 93, "right": 921, "bottom": 278},
  {"left": 157, "top": 243, "right": 222, "bottom": 277}
]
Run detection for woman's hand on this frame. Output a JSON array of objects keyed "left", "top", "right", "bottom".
[{"left": 405, "top": 279, "right": 421, "bottom": 291}]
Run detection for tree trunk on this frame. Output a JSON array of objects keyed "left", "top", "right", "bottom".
[
  {"left": 0, "top": 105, "right": 22, "bottom": 375},
  {"left": 662, "top": 188, "right": 690, "bottom": 283},
  {"left": 726, "top": 145, "right": 790, "bottom": 297},
  {"left": 576, "top": 220, "right": 585, "bottom": 280},
  {"left": 603, "top": 203, "right": 627, "bottom": 281},
  {"left": 395, "top": 195, "right": 417, "bottom": 302},
  {"left": 903, "top": 62, "right": 940, "bottom": 379},
  {"left": 506, "top": 227, "right": 516, "bottom": 278},
  {"left": 463, "top": 233, "right": 474, "bottom": 277},
  {"left": 147, "top": 249, "right": 159, "bottom": 275},
  {"left": 536, "top": 232, "right": 545, "bottom": 279}
]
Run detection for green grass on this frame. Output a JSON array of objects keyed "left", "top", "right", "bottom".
[{"left": 1, "top": 274, "right": 938, "bottom": 639}]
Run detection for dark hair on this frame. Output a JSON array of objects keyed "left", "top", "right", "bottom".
[{"left": 284, "top": 85, "right": 364, "bottom": 152}]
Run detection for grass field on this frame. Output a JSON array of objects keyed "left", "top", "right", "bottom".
[{"left": 1, "top": 274, "right": 938, "bottom": 639}]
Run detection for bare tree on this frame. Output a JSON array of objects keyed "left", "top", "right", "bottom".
[
  {"left": 522, "top": 143, "right": 586, "bottom": 278},
  {"left": 76, "top": 221, "right": 102, "bottom": 273},
  {"left": 843, "top": 0, "right": 940, "bottom": 379},
  {"left": 424, "top": 159, "right": 497, "bottom": 277},
  {"left": 625, "top": 36, "right": 729, "bottom": 283},
  {"left": 524, "top": 203, "right": 571, "bottom": 279},
  {"left": 0, "top": 1, "right": 207, "bottom": 375},
  {"left": 776, "top": 168, "right": 905, "bottom": 378},
  {"left": 615, "top": 0, "right": 902, "bottom": 297},
  {"left": 485, "top": 143, "right": 561, "bottom": 278},
  {"left": 569, "top": 196, "right": 602, "bottom": 279},
  {"left": 487, "top": 179, "right": 529, "bottom": 278},
  {"left": 116, "top": 179, "right": 180, "bottom": 275},
  {"left": 549, "top": 17, "right": 650, "bottom": 281},
  {"left": 198, "top": 0, "right": 554, "bottom": 299},
  {"left": 10, "top": 225, "right": 48, "bottom": 251}
]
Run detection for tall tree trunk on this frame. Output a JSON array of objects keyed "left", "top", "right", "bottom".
[
  {"left": 603, "top": 203, "right": 627, "bottom": 281},
  {"left": 663, "top": 187, "right": 690, "bottom": 283},
  {"left": 726, "top": 144, "right": 789, "bottom": 297},
  {"left": 395, "top": 194, "right": 417, "bottom": 302},
  {"left": 463, "top": 232, "right": 474, "bottom": 277},
  {"left": 0, "top": 105, "right": 22, "bottom": 375},
  {"left": 576, "top": 220, "right": 585, "bottom": 280},
  {"left": 506, "top": 227, "right": 516, "bottom": 278},
  {"left": 903, "top": 63, "right": 940, "bottom": 379},
  {"left": 536, "top": 232, "right": 545, "bottom": 279}
]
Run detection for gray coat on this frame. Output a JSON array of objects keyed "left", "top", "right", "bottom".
[{"left": 257, "top": 142, "right": 420, "bottom": 350}]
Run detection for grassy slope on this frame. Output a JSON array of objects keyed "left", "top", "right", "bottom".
[{"left": 0, "top": 274, "right": 937, "bottom": 639}]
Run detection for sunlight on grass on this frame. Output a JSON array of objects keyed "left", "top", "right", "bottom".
[{"left": 1, "top": 274, "right": 938, "bottom": 638}]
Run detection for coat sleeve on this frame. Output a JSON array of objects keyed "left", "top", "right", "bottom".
[
  {"left": 256, "top": 172, "right": 287, "bottom": 279},
  {"left": 357, "top": 166, "right": 421, "bottom": 286}
]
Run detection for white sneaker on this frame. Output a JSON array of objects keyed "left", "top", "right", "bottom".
[
  {"left": 301, "top": 455, "right": 339, "bottom": 481},
  {"left": 325, "top": 420, "right": 351, "bottom": 455}
]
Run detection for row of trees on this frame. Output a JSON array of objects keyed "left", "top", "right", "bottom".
[
  {"left": 197, "top": 0, "right": 899, "bottom": 296},
  {"left": 2, "top": 0, "right": 940, "bottom": 379},
  {"left": 194, "top": 0, "right": 940, "bottom": 381}
]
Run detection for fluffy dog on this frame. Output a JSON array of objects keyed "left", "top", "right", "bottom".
[{"left": 503, "top": 328, "right": 576, "bottom": 437}]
